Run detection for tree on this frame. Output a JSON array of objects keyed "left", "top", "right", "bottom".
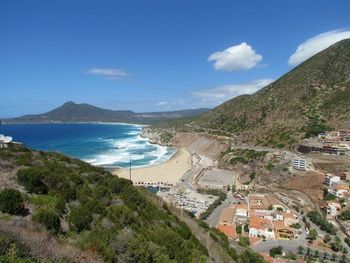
[
  {"left": 298, "top": 246, "right": 304, "bottom": 255},
  {"left": 315, "top": 250, "right": 319, "bottom": 258},
  {"left": 0, "top": 189, "right": 23, "bottom": 215},
  {"left": 236, "top": 225, "right": 242, "bottom": 235},
  {"left": 238, "top": 236, "right": 250, "bottom": 247},
  {"left": 324, "top": 233, "right": 332, "bottom": 243},
  {"left": 323, "top": 251, "right": 328, "bottom": 259},
  {"left": 269, "top": 246, "right": 283, "bottom": 258},
  {"left": 240, "top": 249, "right": 265, "bottom": 263},
  {"left": 309, "top": 229, "right": 317, "bottom": 241},
  {"left": 332, "top": 253, "right": 337, "bottom": 261},
  {"left": 244, "top": 224, "right": 249, "bottom": 232}
]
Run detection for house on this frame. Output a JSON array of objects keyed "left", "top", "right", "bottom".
[
  {"left": 272, "top": 221, "right": 294, "bottom": 240},
  {"left": 218, "top": 207, "right": 235, "bottom": 226},
  {"left": 322, "top": 202, "right": 341, "bottom": 218},
  {"left": 341, "top": 172, "right": 350, "bottom": 181},
  {"left": 283, "top": 212, "right": 298, "bottom": 226},
  {"left": 329, "top": 184, "right": 349, "bottom": 198},
  {"left": 292, "top": 158, "right": 307, "bottom": 171},
  {"left": 0, "top": 134, "right": 12, "bottom": 148},
  {"left": 249, "top": 216, "right": 275, "bottom": 239},
  {"left": 235, "top": 204, "right": 248, "bottom": 223},
  {"left": 324, "top": 174, "right": 341, "bottom": 186}
]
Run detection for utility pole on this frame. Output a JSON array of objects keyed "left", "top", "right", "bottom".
[{"left": 129, "top": 155, "right": 132, "bottom": 181}]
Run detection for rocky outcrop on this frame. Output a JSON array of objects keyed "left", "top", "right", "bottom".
[{"left": 140, "top": 127, "right": 176, "bottom": 146}]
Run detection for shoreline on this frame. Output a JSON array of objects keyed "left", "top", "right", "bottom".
[{"left": 113, "top": 147, "right": 192, "bottom": 185}]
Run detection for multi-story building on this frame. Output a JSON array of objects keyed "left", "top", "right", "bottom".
[{"left": 292, "top": 158, "right": 307, "bottom": 171}]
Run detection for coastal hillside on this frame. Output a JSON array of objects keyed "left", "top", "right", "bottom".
[
  {"left": 153, "top": 39, "right": 350, "bottom": 148},
  {"left": 2, "top": 101, "right": 209, "bottom": 125},
  {"left": 0, "top": 144, "right": 266, "bottom": 263},
  {"left": 0, "top": 144, "right": 209, "bottom": 262}
]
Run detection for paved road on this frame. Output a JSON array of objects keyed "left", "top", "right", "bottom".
[{"left": 205, "top": 191, "right": 242, "bottom": 227}]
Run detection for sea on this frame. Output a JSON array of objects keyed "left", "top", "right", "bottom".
[{"left": 1, "top": 123, "right": 175, "bottom": 168}]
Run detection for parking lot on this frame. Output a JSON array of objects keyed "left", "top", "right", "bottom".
[
  {"left": 197, "top": 168, "right": 235, "bottom": 189},
  {"left": 158, "top": 188, "right": 217, "bottom": 217}
]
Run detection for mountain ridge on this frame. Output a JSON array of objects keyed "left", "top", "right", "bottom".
[
  {"left": 151, "top": 38, "right": 350, "bottom": 148},
  {"left": 2, "top": 101, "right": 210, "bottom": 125}
]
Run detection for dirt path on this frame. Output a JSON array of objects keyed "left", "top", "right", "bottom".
[{"left": 0, "top": 219, "right": 103, "bottom": 263}]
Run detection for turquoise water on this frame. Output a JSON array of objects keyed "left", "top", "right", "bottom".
[{"left": 1, "top": 123, "right": 175, "bottom": 168}]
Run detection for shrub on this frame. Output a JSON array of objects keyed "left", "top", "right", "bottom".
[
  {"left": 33, "top": 209, "right": 60, "bottom": 234},
  {"left": 238, "top": 236, "right": 250, "bottom": 247},
  {"left": 68, "top": 206, "right": 93, "bottom": 232},
  {"left": 0, "top": 189, "right": 23, "bottom": 215},
  {"left": 17, "top": 168, "right": 48, "bottom": 194},
  {"left": 269, "top": 246, "right": 283, "bottom": 257}
]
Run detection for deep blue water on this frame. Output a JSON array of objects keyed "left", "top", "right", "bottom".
[{"left": 1, "top": 123, "right": 175, "bottom": 168}]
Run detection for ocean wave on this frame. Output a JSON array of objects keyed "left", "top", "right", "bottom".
[{"left": 85, "top": 134, "right": 174, "bottom": 167}]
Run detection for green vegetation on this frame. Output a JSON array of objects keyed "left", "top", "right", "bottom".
[
  {"left": 269, "top": 246, "right": 283, "bottom": 257},
  {"left": 226, "top": 149, "right": 268, "bottom": 165},
  {"left": 266, "top": 162, "right": 275, "bottom": 171},
  {"left": 0, "top": 189, "right": 23, "bottom": 215},
  {"left": 307, "top": 211, "right": 336, "bottom": 235},
  {"left": 238, "top": 236, "right": 250, "bottom": 247},
  {"left": 33, "top": 209, "right": 61, "bottom": 234},
  {"left": 1, "top": 146, "right": 209, "bottom": 262},
  {"left": 0, "top": 233, "right": 66, "bottom": 263},
  {"left": 339, "top": 210, "right": 350, "bottom": 220},
  {"left": 290, "top": 222, "right": 301, "bottom": 229},
  {"left": 199, "top": 191, "right": 227, "bottom": 220},
  {"left": 159, "top": 131, "right": 174, "bottom": 144},
  {"left": 157, "top": 39, "right": 350, "bottom": 147}
]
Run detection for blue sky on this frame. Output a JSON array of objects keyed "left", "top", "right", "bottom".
[{"left": 1, "top": 0, "right": 350, "bottom": 117}]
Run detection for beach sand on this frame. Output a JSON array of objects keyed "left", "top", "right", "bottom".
[{"left": 113, "top": 148, "right": 191, "bottom": 184}]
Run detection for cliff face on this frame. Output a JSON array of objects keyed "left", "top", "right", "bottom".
[{"left": 141, "top": 127, "right": 176, "bottom": 146}]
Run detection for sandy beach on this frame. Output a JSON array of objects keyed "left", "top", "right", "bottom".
[{"left": 113, "top": 148, "right": 192, "bottom": 184}]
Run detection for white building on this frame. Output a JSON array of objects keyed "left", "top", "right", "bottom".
[
  {"left": 324, "top": 174, "right": 341, "bottom": 186},
  {"left": 292, "top": 158, "right": 307, "bottom": 171},
  {"left": 0, "top": 134, "right": 12, "bottom": 148},
  {"left": 249, "top": 216, "right": 275, "bottom": 239}
]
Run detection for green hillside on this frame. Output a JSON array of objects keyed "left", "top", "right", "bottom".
[
  {"left": 0, "top": 145, "right": 208, "bottom": 262},
  {"left": 159, "top": 39, "right": 350, "bottom": 148}
]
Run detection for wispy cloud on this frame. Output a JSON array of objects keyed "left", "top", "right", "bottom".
[
  {"left": 191, "top": 79, "right": 274, "bottom": 106},
  {"left": 208, "top": 42, "right": 263, "bottom": 71},
  {"left": 156, "top": 101, "right": 168, "bottom": 106},
  {"left": 288, "top": 29, "right": 350, "bottom": 66},
  {"left": 85, "top": 68, "right": 128, "bottom": 79}
]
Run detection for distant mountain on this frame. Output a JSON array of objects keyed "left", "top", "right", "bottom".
[
  {"left": 2, "top": 101, "right": 210, "bottom": 124},
  {"left": 158, "top": 39, "right": 350, "bottom": 148}
]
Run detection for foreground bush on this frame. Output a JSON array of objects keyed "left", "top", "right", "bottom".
[
  {"left": 0, "top": 188, "right": 23, "bottom": 215},
  {"left": 68, "top": 205, "right": 93, "bottom": 232},
  {"left": 33, "top": 209, "right": 61, "bottom": 234}
]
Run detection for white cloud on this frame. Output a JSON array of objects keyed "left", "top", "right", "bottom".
[
  {"left": 86, "top": 68, "right": 128, "bottom": 79},
  {"left": 191, "top": 79, "right": 274, "bottom": 106},
  {"left": 208, "top": 42, "right": 263, "bottom": 71},
  {"left": 288, "top": 30, "right": 350, "bottom": 66},
  {"left": 156, "top": 101, "right": 168, "bottom": 106}
]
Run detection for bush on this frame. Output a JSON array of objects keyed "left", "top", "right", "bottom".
[
  {"left": 68, "top": 206, "right": 93, "bottom": 232},
  {"left": 33, "top": 209, "right": 60, "bottom": 234},
  {"left": 17, "top": 168, "right": 48, "bottom": 194},
  {"left": 238, "top": 236, "right": 250, "bottom": 247},
  {"left": 0, "top": 189, "right": 23, "bottom": 215},
  {"left": 269, "top": 246, "right": 283, "bottom": 257}
]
